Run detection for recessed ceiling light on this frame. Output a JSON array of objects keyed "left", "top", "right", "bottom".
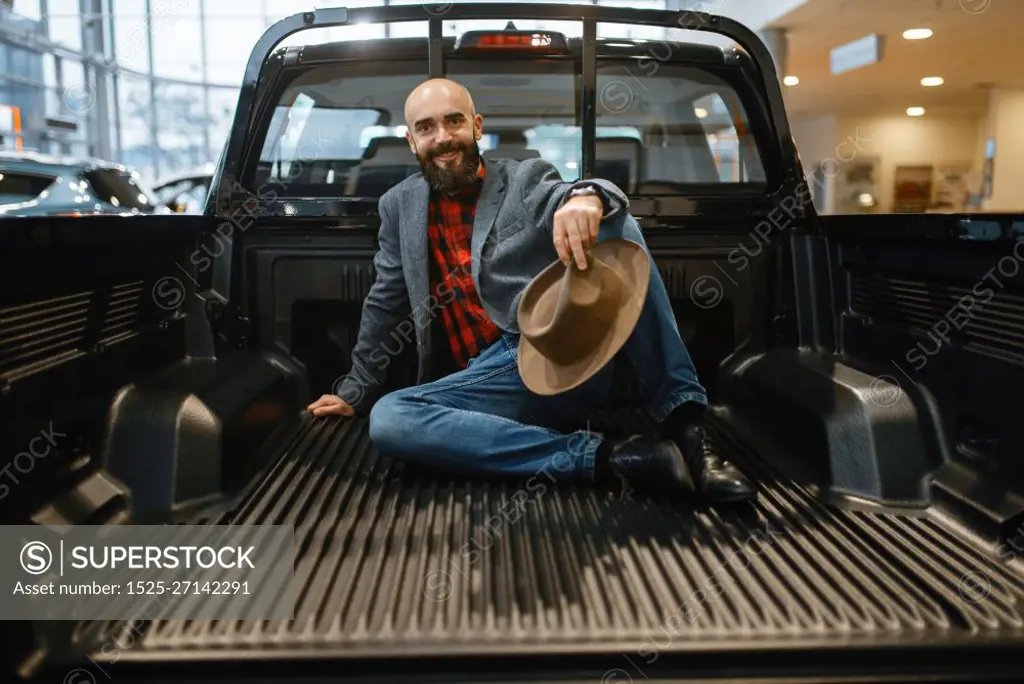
[
  {"left": 694, "top": 107, "right": 708, "bottom": 118},
  {"left": 907, "top": 106, "right": 926, "bottom": 116},
  {"left": 921, "top": 76, "right": 944, "bottom": 86},
  {"left": 783, "top": 75, "right": 800, "bottom": 86},
  {"left": 903, "top": 28, "right": 933, "bottom": 40}
]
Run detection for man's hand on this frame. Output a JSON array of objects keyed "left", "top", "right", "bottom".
[
  {"left": 553, "top": 193, "right": 604, "bottom": 269},
  {"left": 306, "top": 394, "right": 355, "bottom": 418}
]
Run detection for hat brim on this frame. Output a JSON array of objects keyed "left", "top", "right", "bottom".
[{"left": 516, "top": 238, "right": 650, "bottom": 396}]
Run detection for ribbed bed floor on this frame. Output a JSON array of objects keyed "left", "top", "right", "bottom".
[{"left": 88, "top": 411, "right": 1024, "bottom": 657}]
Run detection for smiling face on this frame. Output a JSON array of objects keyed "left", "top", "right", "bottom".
[{"left": 404, "top": 79, "right": 484, "bottom": 194}]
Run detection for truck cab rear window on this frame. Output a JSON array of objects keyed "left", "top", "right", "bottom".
[{"left": 252, "top": 52, "right": 765, "bottom": 200}]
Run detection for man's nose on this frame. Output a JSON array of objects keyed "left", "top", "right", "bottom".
[{"left": 435, "top": 127, "right": 452, "bottom": 143}]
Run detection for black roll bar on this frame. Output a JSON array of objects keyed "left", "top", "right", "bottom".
[{"left": 212, "top": 3, "right": 797, "bottom": 215}]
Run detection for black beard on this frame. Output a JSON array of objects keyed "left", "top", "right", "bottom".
[{"left": 417, "top": 139, "right": 481, "bottom": 194}]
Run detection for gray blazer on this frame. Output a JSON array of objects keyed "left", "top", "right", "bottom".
[{"left": 336, "top": 156, "right": 629, "bottom": 414}]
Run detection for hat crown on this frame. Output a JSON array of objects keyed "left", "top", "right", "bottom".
[
  {"left": 520, "top": 252, "right": 627, "bottom": 366},
  {"left": 516, "top": 237, "right": 651, "bottom": 396}
]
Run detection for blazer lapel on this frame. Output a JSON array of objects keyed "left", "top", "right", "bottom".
[
  {"left": 471, "top": 159, "right": 507, "bottom": 282},
  {"left": 401, "top": 176, "right": 430, "bottom": 310}
]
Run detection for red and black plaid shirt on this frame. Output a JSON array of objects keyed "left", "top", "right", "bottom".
[{"left": 427, "top": 162, "right": 502, "bottom": 369}]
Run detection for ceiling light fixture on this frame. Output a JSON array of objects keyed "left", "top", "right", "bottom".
[
  {"left": 783, "top": 75, "right": 799, "bottom": 86},
  {"left": 903, "top": 28, "right": 933, "bottom": 40},
  {"left": 907, "top": 106, "right": 926, "bottom": 116},
  {"left": 921, "top": 76, "right": 944, "bottom": 86},
  {"left": 694, "top": 107, "right": 708, "bottom": 118}
]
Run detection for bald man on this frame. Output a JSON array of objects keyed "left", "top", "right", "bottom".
[{"left": 308, "top": 78, "right": 754, "bottom": 503}]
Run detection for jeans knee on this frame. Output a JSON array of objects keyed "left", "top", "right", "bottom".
[
  {"left": 368, "top": 393, "right": 412, "bottom": 454},
  {"left": 599, "top": 212, "right": 646, "bottom": 246}
]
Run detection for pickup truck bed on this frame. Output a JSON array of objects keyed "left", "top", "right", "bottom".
[
  {"left": 71, "top": 408, "right": 1024, "bottom": 680},
  {"left": 6, "top": 5, "right": 1024, "bottom": 681}
]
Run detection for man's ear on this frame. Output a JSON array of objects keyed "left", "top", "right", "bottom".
[
  {"left": 474, "top": 113, "right": 484, "bottom": 140},
  {"left": 405, "top": 130, "right": 416, "bottom": 154}
]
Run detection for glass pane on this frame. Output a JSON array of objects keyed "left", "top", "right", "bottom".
[
  {"left": 596, "top": 0, "right": 672, "bottom": 41},
  {"left": 201, "top": 0, "right": 262, "bottom": 18},
  {"left": 594, "top": 57, "right": 765, "bottom": 192},
  {"left": 12, "top": 0, "right": 43, "bottom": 21},
  {"left": 204, "top": 17, "right": 266, "bottom": 85},
  {"left": 42, "top": 52, "right": 58, "bottom": 88},
  {"left": 46, "top": 0, "right": 82, "bottom": 51},
  {"left": 59, "top": 59, "right": 86, "bottom": 117},
  {"left": 151, "top": 3, "right": 202, "bottom": 81},
  {"left": 266, "top": 0, "right": 382, "bottom": 24},
  {"left": 207, "top": 86, "right": 239, "bottom": 161},
  {"left": 252, "top": 55, "right": 580, "bottom": 197},
  {"left": 155, "top": 82, "right": 210, "bottom": 177},
  {"left": 111, "top": 0, "right": 150, "bottom": 73},
  {"left": 117, "top": 75, "right": 156, "bottom": 183},
  {"left": 0, "top": 172, "right": 56, "bottom": 202},
  {"left": 85, "top": 168, "right": 159, "bottom": 212},
  {"left": 264, "top": 0, "right": 298, "bottom": 24},
  {"left": 448, "top": 58, "right": 579, "bottom": 181}
]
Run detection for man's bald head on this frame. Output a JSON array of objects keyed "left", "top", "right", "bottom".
[
  {"left": 404, "top": 78, "right": 476, "bottom": 127},
  {"left": 404, "top": 78, "right": 484, "bottom": 194}
]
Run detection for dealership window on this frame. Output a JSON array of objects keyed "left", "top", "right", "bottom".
[
  {"left": 155, "top": 82, "right": 210, "bottom": 178},
  {"left": 45, "top": 0, "right": 82, "bottom": 52},
  {"left": 151, "top": 1, "right": 203, "bottom": 81},
  {"left": 117, "top": 74, "right": 155, "bottom": 182},
  {"left": 111, "top": 0, "right": 150, "bottom": 73}
]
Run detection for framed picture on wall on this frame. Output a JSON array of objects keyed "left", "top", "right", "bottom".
[
  {"left": 893, "top": 165, "right": 933, "bottom": 213},
  {"left": 834, "top": 156, "right": 880, "bottom": 213}
]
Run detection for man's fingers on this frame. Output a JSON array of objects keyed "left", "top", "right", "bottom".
[
  {"left": 306, "top": 395, "right": 333, "bottom": 410},
  {"left": 554, "top": 225, "right": 571, "bottom": 265},
  {"left": 568, "top": 223, "right": 588, "bottom": 270},
  {"left": 588, "top": 211, "right": 600, "bottom": 241},
  {"left": 312, "top": 402, "right": 354, "bottom": 417}
]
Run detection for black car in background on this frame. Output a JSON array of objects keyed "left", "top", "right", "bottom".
[
  {"left": 152, "top": 162, "right": 215, "bottom": 214},
  {"left": 0, "top": 150, "right": 166, "bottom": 217}
]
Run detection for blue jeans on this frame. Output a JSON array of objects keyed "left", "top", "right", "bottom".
[{"left": 368, "top": 212, "right": 707, "bottom": 483}]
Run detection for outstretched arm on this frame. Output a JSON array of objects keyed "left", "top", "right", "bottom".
[{"left": 517, "top": 158, "right": 630, "bottom": 268}]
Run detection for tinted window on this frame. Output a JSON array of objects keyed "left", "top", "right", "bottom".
[
  {"left": 596, "top": 63, "right": 766, "bottom": 193},
  {"left": 0, "top": 171, "right": 56, "bottom": 203},
  {"left": 253, "top": 58, "right": 579, "bottom": 198},
  {"left": 85, "top": 169, "right": 158, "bottom": 212},
  {"left": 250, "top": 50, "right": 766, "bottom": 201}
]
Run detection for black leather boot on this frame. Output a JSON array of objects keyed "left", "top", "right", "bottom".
[
  {"left": 599, "top": 434, "right": 692, "bottom": 495},
  {"left": 677, "top": 424, "right": 756, "bottom": 503}
]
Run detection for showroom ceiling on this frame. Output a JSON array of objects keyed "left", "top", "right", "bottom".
[{"left": 767, "top": 0, "right": 1024, "bottom": 119}]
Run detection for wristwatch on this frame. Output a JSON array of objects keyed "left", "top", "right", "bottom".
[{"left": 568, "top": 184, "right": 600, "bottom": 199}]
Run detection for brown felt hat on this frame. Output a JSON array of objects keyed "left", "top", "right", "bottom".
[{"left": 516, "top": 238, "right": 650, "bottom": 395}]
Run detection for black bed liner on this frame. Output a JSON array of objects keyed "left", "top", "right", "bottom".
[{"left": 74, "top": 410, "right": 1024, "bottom": 679}]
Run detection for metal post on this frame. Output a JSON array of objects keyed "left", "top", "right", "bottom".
[
  {"left": 428, "top": 15, "right": 442, "bottom": 78},
  {"left": 580, "top": 17, "right": 596, "bottom": 180},
  {"left": 107, "top": 0, "right": 122, "bottom": 160},
  {"left": 81, "top": 0, "right": 111, "bottom": 159},
  {"left": 198, "top": 0, "right": 210, "bottom": 161},
  {"left": 145, "top": 0, "right": 159, "bottom": 178}
]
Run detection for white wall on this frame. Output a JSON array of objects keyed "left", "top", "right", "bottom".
[
  {"left": 790, "top": 114, "right": 837, "bottom": 213},
  {"left": 837, "top": 114, "right": 983, "bottom": 214},
  {"left": 791, "top": 113, "right": 986, "bottom": 214}
]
